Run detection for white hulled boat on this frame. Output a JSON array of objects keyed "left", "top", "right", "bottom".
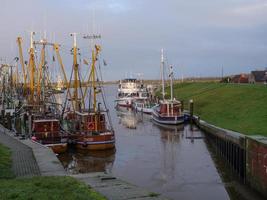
[
  {"left": 152, "top": 49, "right": 184, "bottom": 125},
  {"left": 116, "top": 78, "right": 143, "bottom": 107}
]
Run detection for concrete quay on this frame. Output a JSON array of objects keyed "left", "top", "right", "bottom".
[{"left": 72, "top": 172, "right": 169, "bottom": 200}]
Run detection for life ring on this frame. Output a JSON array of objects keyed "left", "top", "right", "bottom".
[{"left": 87, "top": 122, "right": 94, "bottom": 130}]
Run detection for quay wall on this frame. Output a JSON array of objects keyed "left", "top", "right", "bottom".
[{"left": 194, "top": 118, "right": 267, "bottom": 198}]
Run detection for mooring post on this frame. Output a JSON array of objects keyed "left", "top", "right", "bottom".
[
  {"left": 1, "top": 109, "right": 5, "bottom": 124},
  {"left": 6, "top": 112, "right": 11, "bottom": 130},
  {"left": 28, "top": 112, "right": 32, "bottom": 139},
  {"left": 181, "top": 100, "right": 184, "bottom": 112},
  {"left": 189, "top": 99, "right": 194, "bottom": 124}
]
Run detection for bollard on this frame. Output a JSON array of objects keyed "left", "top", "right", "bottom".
[
  {"left": 28, "top": 112, "right": 32, "bottom": 138},
  {"left": 1, "top": 110, "right": 5, "bottom": 124},
  {"left": 189, "top": 99, "right": 194, "bottom": 124},
  {"left": 6, "top": 112, "right": 11, "bottom": 130},
  {"left": 15, "top": 117, "right": 21, "bottom": 136}
]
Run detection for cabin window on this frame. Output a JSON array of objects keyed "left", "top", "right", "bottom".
[
  {"left": 141, "top": 93, "right": 148, "bottom": 97},
  {"left": 100, "top": 115, "right": 105, "bottom": 122}
]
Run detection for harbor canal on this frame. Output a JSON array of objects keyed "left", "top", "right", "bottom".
[{"left": 57, "top": 85, "right": 241, "bottom": 200}]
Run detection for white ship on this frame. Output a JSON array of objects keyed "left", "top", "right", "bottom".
[{"left": 116, "top": 78, "right": 149, "bottom": 107}]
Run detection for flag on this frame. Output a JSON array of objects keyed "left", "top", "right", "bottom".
[
  {"left": 103, "top": 59, "right": 107, "bottom": 66},
  {"left": 169, "top": 65, "right": 173, "bottom": 77},
  {"left": 83, "top": 59, "right": 89, "bottom": 65}
]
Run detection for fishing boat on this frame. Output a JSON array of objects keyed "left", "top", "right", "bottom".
[
  {"left": 14, "top": 33, "right": 68, "bottom": 154},
  {"left": 52, "top": 75, "right": 65, "bottom": 93},
  {"left": 152, "top": 49, "right": 184, "bottom": 125},
  {"left": 63, "top": 34, "right": 115, "bottom": 151},
  {"left": 133, "top": 99, "right": 157, "bottom": 114},
  {"left": 31, "top": 118, "right": 67, "bottom": 154}
]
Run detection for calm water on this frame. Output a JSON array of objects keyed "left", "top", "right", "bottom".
[{"left": 58, "top": 85, "right": 230, "bottom": 200}]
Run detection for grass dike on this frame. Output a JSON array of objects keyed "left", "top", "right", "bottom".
[{"left": 167, "top": 82, "right": 267, "bottom": 136}]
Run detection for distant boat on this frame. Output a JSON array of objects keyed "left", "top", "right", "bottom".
[
  {"left": 116, "top": 78, "right": 140, "bottom": 107},
  {"left": 133, "top": 84, "right": 157, "bottom": 114},
  {"left": 152, "top": 49, "right": 184, "bottom": 125},
  {"left": 52, "top": 75, "right": 65, "bottom": 93},
  {"left": 134, "top": 99, "right": 157, "bottom": 114}
]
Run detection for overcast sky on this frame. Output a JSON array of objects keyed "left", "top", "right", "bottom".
[{"left": 1, "top": 0, "right": 267, "bottom": 80}]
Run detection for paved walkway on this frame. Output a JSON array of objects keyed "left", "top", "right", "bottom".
[
  {"left": 72, "top": 173, "right": 169, "bottom": 200},
  {"left": 0, "top": 125, "right": 66, "bottom": 177},
  {"left": 0, "top": 126, "right": 40, "bottom": 177}
]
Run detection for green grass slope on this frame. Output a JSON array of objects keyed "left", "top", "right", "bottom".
[
  {"left": 0, "top": 143, "right": 106, "bottom": 200},
  {"left": 0, "top": 144, "right": 14, "bottom": 179},
  {"left": 0, "top": 176, "right": 106, "bottom": 200},
  {"left": 168, "top": 82, "right": 267, "bottom": 136}
]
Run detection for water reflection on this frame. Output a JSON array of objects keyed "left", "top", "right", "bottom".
[
  {"left": 58, "top": 148, "right": 115, "bottom": 174},
  {"left": 116, "top": 106, "right": 151, "bottom": 129}
]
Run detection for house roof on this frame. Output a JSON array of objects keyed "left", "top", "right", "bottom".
[
  {"left": 231, "top": 74, "right": 249, "bottom": 83},
  {"left": 251, "top": 70, "right": 267, "bottom": 82}
]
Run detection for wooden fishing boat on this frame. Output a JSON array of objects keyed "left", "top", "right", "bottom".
[
  {"left": 65, "top": 111, "right": 115, "bottom": 150},
  {"left": 152, "top": 49, "right": 184, "bottom": 125},
  {"left": 152, "top": 99, "right": 184, "bottom": 125},
  {"left": 13, "top": 33, "right": 69, "bottom": 153},
  {"left": 63, "top": 34, "right": 115, "bottom": 151},
  {"left": 31, "top": 119, "right": 67, "bottom": 154}
]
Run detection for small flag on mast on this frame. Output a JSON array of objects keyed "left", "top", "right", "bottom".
[
  {"left": 103, "top": 59, "right": 107, "bottom": 66},
  {"left": 169, "top": 65, "right": 174, "bottom": 77},
  {"left": 83, "top": 59, "right": 89, "bottom": 65}
]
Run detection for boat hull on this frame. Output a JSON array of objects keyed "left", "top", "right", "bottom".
[
  {"left": 46, "top": 143, "right": 68, "bottom": 154},
  {"left": 152, "top": 110, "right": 184, "bottom": 125},
  {"left": 135, "top": 106, "right": 153, "bottom": 114},
  {"left": 76, "top": 133, "right": 115, "bottom": 150},
  {"left": 116, "top": 98, "right": 133, "bottom": 107}
]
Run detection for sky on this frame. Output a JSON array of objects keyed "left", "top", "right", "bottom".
[{"left": 0, "top": 0, "right": 267, "bottom": 80}]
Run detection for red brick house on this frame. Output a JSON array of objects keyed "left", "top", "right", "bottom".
[{"left": 231, "top": 74, "right": 249, "bottom": 83}]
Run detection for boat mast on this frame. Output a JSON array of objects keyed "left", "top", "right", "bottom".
[
  {"left": 70, "top": 33, "right": 79, "bottom": 111},
  {"left": 161, "top": 49, "right": 165, "bottom": 100},
  {"left": 17, "top": 37, "right": 27, "bottom": 95},
  {"left": 82, "top": 34, "right": 101, "bottom": 109},
  {"left": 37, "top": 41, "right": 45, "bottom": 102},
  {"left": 170, "top": 65, "right": 173, "bottom": 101},
  {"left": 28, "top": 31, "right": 36, "bottom": 104},
  {"left": 53, "top": 43, "right": 75, "bottom": 110}
]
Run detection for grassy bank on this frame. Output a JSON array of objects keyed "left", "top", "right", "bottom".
[
  {"left": 0, "top": 144, "right": 14, "bottom": 179},
  {"left": 0, "top": 176, "right": 105, "bottom": 200},
  {"left": 0, "top": 144, "right": 106, "bottom": 200},
  {"left": 167, "top": 82, "right": 267, "bottom": 136}
]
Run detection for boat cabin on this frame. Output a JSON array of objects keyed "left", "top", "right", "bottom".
[
  {"left": 159, "top": 100, "right": 182, "bottom": 116},
  {"left": 32, "top": 119, "right": 61, "bottom": 143},
  {"left": 76, "top": 111, "right": 106, "bottom": 132}
]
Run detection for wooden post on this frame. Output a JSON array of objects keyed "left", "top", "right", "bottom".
[
  {"left": 6, "top": 112, "right": 11, "bottom": 130},
  {"left": 189, "top": 99, "right": 194, "bottom": 124}
]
